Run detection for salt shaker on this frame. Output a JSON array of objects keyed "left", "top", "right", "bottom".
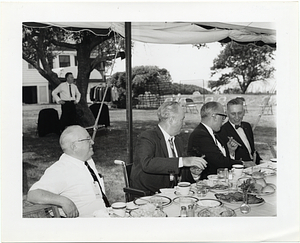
[
  {"left": 180, "top": 206, "right": 187, "bottom": 217},
  {"left": 187, "top": 204, "right": 194, "bottom": 217}
]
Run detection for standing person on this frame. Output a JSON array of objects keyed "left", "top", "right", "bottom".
[
  {"left": 27, "top": 125, "right": 110, "bottom": 217},
  {"left": 187, "top": 102, "right": 254, "bottom": 180},
  {"left": 130, "top": 101, "right": 207, "bottom": 194},
  {"left": 52, "top": 72, "right": 81, "bottom": 131},
  {"left": 217, "top": 98, "right": 261, "bottom": 164}
]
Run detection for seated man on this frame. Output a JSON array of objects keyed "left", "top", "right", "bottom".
[
  {"left": 187, "top": 102, "right": 254, "bottom": 180},
  {"left": 217, "top": 98, "right": 261, "bottom": 164},
  {"left": 130, "top": 101, "right": 207, "bottom": 194},
  {"left": 27, "top": 125, "right": 109, "bottom": 217}
]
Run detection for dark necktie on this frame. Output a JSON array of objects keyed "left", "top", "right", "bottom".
[
  {"left": 69, "top": 84, "right": 73, "bottom": 97},
  {"left": 84, "top": 161, "right": 110, "bottom": 207},
  {"left": 168, "top": 137, "right": 178, "bottom": 187},
  {"left": 235, "top": 124, "right": 242, "bottom": 129},
  {"left": 168, "top": 137, "right": 176, "bottom": 158}
]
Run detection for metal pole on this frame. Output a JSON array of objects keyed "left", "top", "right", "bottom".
[{"left": 125, "top": 22, "right": 133, "bottom": 164}]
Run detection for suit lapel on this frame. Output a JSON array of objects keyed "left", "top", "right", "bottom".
[{"left": 155, "top": 126, "right": 169, "bottom": 157}]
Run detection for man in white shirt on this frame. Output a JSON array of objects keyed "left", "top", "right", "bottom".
[
  {"left": 52, "top": 72, "right": 81, "bottom": 131},
  {"left": 27, "top": 125, "right": 109, "bottom": 217},
  {"left": 131, "top": 101, "right": 207, "bottom": 194}
]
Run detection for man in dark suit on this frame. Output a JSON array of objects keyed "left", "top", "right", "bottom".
[
  {"left": 131, "top": 101, "right": 207, "bottom": 194},
  {"left": 217, "top": 98, "right": 262, "bottom": 164},
  {"left": 187, "top": 102, "right": 254, "bottom": 180}
]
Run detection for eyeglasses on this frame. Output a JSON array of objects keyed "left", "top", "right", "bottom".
[
  {"left": 76, "top": 137, "right": 93, "bottom": 143},
  {"left": 214, "top": 113, "right": 227, "bottom": 120}
]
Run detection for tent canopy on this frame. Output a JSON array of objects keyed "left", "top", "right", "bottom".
[{"left": 23, "top": 22, "right": 276, "bottom": 47}]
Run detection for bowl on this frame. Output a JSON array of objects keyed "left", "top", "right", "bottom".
[{"left": 197, "top": 199, "right": 222, "bottom": 208}]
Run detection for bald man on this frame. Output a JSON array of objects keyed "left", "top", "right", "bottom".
[{"left": 27, "top": 125, "right": 108, "bottom": 217}]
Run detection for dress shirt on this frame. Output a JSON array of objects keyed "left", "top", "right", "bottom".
[
  {"left": 52, "top": 82, "right": 81, "bottom": 104},
  {"left": 229, "top": 121, "right": 253, "bottom": 159},
  {"left": 29, "top": 153, "right": 107, "bottom": 217},
  {"left": 201, "top": 123, "right": 226, "bottom": 157},
  {"left": 158, "top": 125, "right": 183, "bottom": 167}
]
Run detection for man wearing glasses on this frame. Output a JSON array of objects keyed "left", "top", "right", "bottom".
[
  {"left": 27, "top": 125, "right": 109, "bottom": 217},
  {"left": 187, "top": 101, "right": 248, "bottom": 180}
]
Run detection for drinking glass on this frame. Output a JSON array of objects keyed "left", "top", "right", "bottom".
[{"left": 190, "top": 166, "right": 202, "bottom": 182}]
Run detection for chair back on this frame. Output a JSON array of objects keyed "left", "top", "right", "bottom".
[
  {"left": 23, "top": 201, "right": 61, "bottom": 218},
  {"left": 185, "top": 98, "right": 194, "bottom": 103},
  {"left": 205, "top": 97, "right": 214, "bottom": 103},
  {"left": 217, "top": 96, "right": 227, "bottom": 105}
]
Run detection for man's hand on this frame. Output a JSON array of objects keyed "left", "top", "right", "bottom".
[
  {"left": 243, "top": 161, "right": 256, "bottom": 168},
  {"left": 74, "top": 100, "right": 78, "bottom": 104},
  {"left": 61, "top": 197, "right": 79, "bottom": 218},
  {"left": 58, "top": 100, "right": 65, "bottom": 105},
  {"left": 227, "top": 137, "right": 240, "bottom": 152},
  {"left": 182, "top": 156, "right": 207, "bottom": 170}
]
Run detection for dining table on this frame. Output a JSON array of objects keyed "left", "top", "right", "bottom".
[{"left": 125, "top": 161, "right": 277, "bottom": 218}]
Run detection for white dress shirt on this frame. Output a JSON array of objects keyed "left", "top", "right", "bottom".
[
  {"left": 202, "top": 122, "right": 226, "bottom": 157},
  {"left": 29, "top": 153, "right": 107, "bottom": 217},
  {"left": 52, "top": 82, "right": 81, "bottom": 103}
]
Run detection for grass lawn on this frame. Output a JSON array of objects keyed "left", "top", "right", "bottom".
[{"left": 23, "top": 94, "right": 276, "bottom": 204}]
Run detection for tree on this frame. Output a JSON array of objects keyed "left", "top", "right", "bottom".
[
  {"left": 23, "top": 24, "right": 124, "bottom": 126},
  {"left": 110, "top": 66, "right": 173, "bottom": 108},
  {"left": 211, "top": 42, "right": 275, "bottom": 93}
]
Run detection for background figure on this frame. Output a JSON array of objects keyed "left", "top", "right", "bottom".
[
  {"left": 187, "top": 101, "right": 249, "bottom": 180},
  {"left": 52, "top": 72, "right": 81, "bottom": 131},
  {"left": 217, "top": 98, "right": 261, "bottom": 164},
  {"left": 27, "top": 125, "right": 109, "bottom": 217},
  {"left": 130, "top": 101, "right": 207, "bottom": 194}
]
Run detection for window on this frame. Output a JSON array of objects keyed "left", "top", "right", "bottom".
[{"left": 59, "top": 55, "right": 70, "bottom": 67}]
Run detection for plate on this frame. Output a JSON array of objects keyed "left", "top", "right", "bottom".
[
  {"left": 197, "top": 207, "right": 236, "bottom": 217},
  {"left": 133, "top": 195, "right": 172, "bottom": 207},
  {"left": 133, "top": 196, "right": 151, "bottom": 206},
  {"left": 243, "top": 167, "right": 276, "bottom": 177},
  {"left": 173, "top": 196, "right": 199, "bottom": 205},
  {"left": 214, "top": 192, "right": 265, "bottom": 206},
  {"left": 270, "top": 158, "right": 277, "bottom": 162},
  {"left": 150, "top": 195, "right": 172, "bottom": 207},
  {"left": 129, "top": 207, "right": 167, "bottom": 217},
  {"left": 248, "top": 183, "right": 276, "bottom": 196},
  {"left": 174, "top": 189, "right": 195, "bottom": 196},
  {"left": 197, "top": 199, "right": 223, "bottom": 208},
  {"left": 209, "top": 184, "right": 229, "bottom": 193}
]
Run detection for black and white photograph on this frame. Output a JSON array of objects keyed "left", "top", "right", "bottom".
[{"left": 1, "top": 1, "right": 299, "bottom": 242}]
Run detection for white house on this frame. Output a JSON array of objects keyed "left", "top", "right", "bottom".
[{"left": 22, "top": 49, "right": 105, "bottom": 104}]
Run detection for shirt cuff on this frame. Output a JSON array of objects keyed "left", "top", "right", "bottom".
[{"left": 178, "top": 157, "right": 183, "bottom": 168}]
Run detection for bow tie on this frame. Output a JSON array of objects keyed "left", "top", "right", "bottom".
[{"left": 235, "top": 124, "right": 243, "bottom": 129}]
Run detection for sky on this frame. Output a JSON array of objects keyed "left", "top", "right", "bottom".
[{"left": 110, "top": 41, "right": 224, "bottom": 87}]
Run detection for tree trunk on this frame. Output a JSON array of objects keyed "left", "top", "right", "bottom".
[{"left": 75, "top": 44, "right": 96, "bottom": 127}]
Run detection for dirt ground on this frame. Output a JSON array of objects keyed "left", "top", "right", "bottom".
[{"left": 22, "top": 94, "right": 277, "bottom": 203}]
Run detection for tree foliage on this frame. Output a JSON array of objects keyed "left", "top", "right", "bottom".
[
  {"left": 211, "top": 42, "right": 275, "bottom": 93},
  {"left": 22, "top": 24, "right": 124, "bottom": 126},
  {"left": 110, "top": 65, "right": 210, "bottom": 108}
]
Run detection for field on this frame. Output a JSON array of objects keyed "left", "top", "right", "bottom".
[{"left": 22, "top": 94, "right": 276, "bottom": 204}]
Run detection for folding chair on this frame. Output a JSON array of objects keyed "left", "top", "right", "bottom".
[
  {"left": 185, "top": 98, "right": 198, "bottom": 113},
  {"left": 205, "top": 96, "right": 214, "bottom": 103},
  {"left": 217, "top": 96, "right": 227, "bottom": 110},
  {"left": 259, "top": 96, "right": 273, "bottom": 115},
  {"left": 23, "top": 200, "right": 61, "bottom": 218},
  {"left": 236, "top": 96, "right": 248, "bottom": 112},
  {"left": 114, "top": 160, "right": 150, "bottom": 202}
]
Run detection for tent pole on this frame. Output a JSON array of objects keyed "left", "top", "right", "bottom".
[{"left": 125, "top": 22, "right": 133, "bottom": 165}]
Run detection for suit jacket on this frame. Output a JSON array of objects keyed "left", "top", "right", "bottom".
[
  {"left": 217, "top": 121, "right": 261, "bottom": 164},
  {"left": 187, "top": 123, "right": 242, "bottom": 179},
  {"left": 131, "top": 126, "right": 192, "bottom": 194}
]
